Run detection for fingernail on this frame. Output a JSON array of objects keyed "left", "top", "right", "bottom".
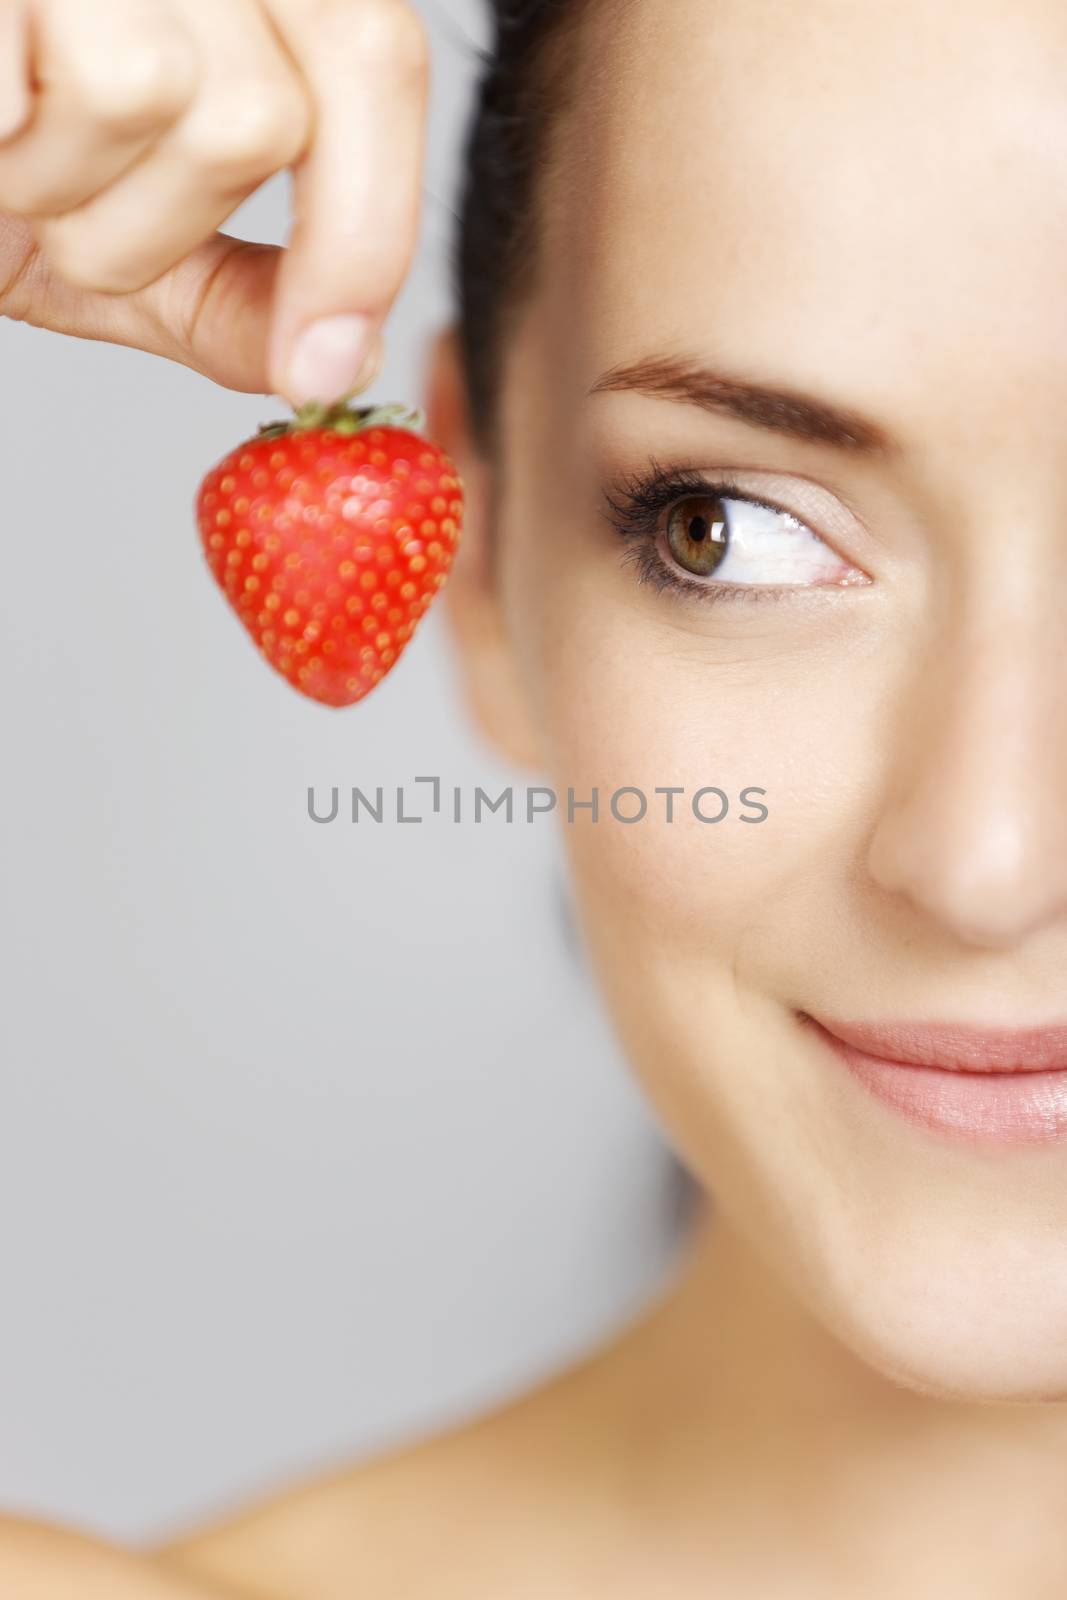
[
  {"left": 285, "top": 314, "right": 375, "bottom": 407},
  {"left": 336, "top": 328, "right": 384, "bottom": 403}
]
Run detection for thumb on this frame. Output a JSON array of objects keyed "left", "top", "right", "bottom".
[
  {"left": 0, "top": 214, "right": 283, "bottom": 394},
  {"left": 262, "top": 2, "right": 428, "bottom": 407}
]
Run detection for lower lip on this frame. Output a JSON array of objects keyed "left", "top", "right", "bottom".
[{"left": 808, "top": 1022, "right": 1067, "bottom": 1145}]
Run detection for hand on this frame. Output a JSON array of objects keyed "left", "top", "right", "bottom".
[{"left": 0, "top": 0, "right": 429, "bottom": 405}]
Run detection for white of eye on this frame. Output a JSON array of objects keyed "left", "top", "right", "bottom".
[{"left": 705, "top": 497, "right": 853, "bottom": 585}]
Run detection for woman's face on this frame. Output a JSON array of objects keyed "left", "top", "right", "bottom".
[{"left": 438, "top": 0, "right": 1067, "bottom": 1400}]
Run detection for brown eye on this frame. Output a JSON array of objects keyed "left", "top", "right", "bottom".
[{"left": 665, "top": 495, "right": 729, "bottom": 577}]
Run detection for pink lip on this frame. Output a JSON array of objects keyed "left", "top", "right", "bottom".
[{"left": 801, "top": 1012, "right": 1067, "bottom": 1145}]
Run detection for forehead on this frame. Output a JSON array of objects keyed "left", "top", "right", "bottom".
[{"left": 537, "top": 0, "right": 1067, "bottom": 456}]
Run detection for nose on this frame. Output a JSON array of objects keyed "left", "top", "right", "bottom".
[{"left": 865, "top": 587, "right": 1067, "bottom": 950}]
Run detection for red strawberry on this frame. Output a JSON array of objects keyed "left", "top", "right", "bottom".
[{"left": 195, "top": 401, "right": 463, "bottom": 708}]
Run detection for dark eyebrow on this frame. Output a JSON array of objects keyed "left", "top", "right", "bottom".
[{"left": 588, "top": 353, "right": 896, "bottom": 455}]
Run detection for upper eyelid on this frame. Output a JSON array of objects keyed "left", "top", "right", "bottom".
[
  {"left": 604, "top": 461, "right": 820, "bottom": 528},
  {"left": 602, "top": 465, "right": 842, "bottom": 553},
  {"left": 604, "top": 446, "right": 877, "bottom": 533}
]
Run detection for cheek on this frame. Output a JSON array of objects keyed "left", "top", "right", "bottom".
[
  {"left": 504, "top": 541, "right": 874, "bottom": 973},
  {"left": 498, "top": 524, "right": 896, "bottom": 1212}
]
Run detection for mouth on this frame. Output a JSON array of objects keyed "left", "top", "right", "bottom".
[{"left": 799, "top": 1012, "right": 1067, "bottom": 1146}]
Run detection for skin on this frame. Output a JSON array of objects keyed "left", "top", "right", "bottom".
[
  {"left": 0, "top": 0, "right": 429, "bottom": 400},
  {"left": 7, "top": 0, "right": 1067, "bottom": 1593}
]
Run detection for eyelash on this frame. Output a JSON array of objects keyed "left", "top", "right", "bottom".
[{"left": 601, "top": 457, "right": 812, "bottom": 607}]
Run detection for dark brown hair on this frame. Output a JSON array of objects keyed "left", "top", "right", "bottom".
[{"left": 454, "top": 0, "right": 588, "bottom": 462}]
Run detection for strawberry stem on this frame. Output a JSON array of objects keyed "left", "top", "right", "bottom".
[{"left": 256, "top": 399, "right": 425, "bottom": 441}]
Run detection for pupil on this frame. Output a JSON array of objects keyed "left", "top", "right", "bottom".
[{"left": 688, "top": 515, "right": 708, "bottom": 543}]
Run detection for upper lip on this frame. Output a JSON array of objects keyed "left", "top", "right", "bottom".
[{"left": 804, "top": 1013, "right": 1067, "bottom": 1073}]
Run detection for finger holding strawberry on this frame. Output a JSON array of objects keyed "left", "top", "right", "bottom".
[{"left": 0, "top": 0, "right": 429, "bottom": 406}]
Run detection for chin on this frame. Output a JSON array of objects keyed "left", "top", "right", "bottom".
[{"left": 817, "top": 1250, "right": 1067, "bottom": 1405}]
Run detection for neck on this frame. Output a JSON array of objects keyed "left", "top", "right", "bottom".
[{"left": 585, "top": 1198, "right": 1067, "bottom": 1596}]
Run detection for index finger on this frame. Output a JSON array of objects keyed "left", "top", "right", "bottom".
[{"left": 263, "top": 0, "right": 429, "bottom": 407}]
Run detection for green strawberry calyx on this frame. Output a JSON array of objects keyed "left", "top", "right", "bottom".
[{"left": 256, "top": 399, "right": 425, "bottom": 442}]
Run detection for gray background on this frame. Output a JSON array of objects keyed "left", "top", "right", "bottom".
[{"left": 0, "top": 0, "right": 686, "bottom": 1544}]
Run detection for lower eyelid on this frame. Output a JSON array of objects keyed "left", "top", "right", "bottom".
[
  {"left": 648, "top": 535, "right": 869, "bottom": 604},
  {"left": 669, "top": 574, "right": 792, "bottom": 606},
  {"left": 620, "top": 542, "right": 787, "bottom": 605}
]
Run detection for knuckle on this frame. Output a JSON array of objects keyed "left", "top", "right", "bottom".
[
  {"left": 0, "top": 167, "right": 73, "bottom": 218},
  {"left": 310, "top": 0, "right": 429, "bottom": 78},
  {"left": 75, "top": 34, "right": 197, "bottom": 132},
  {"left": 359, "top": 2, "right": 429, "bottom": 76},
  {"left": 1, "top": 186, "right": 68, "bottom": 218},
  {"left": 0, "top": 222, "right": 40, "bottom": 319},
  {"left": 0, "top": 170, "right": 41, "bottom": 216},
  {"left": 41, "top": 221, "right": 152, "bottom": 293},
  {"left": 182, "top": 84, "right": 308, "bottom": 181}
]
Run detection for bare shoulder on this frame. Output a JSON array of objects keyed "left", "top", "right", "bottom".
[
  {"left": 0, "top": 1512, "right": 240, "bottom": 1598},
  {"left": 155, "top": 1345, "right": 631, "bottom": 1600}
]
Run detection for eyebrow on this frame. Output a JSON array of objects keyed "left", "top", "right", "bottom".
[{"left": 588, "top": 352, "right": 895, "bottom": 455}]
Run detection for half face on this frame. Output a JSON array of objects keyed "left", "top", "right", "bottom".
[{"left": 436, "top": 0, "right": 1067, "bottom": 1399}]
